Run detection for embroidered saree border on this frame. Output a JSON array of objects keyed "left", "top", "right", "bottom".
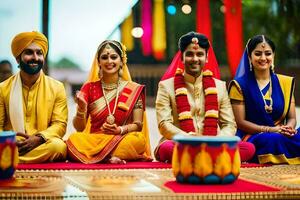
[
  {"left": 275, "top": 74, "right": 294, "bottom": 125},
  {"left": 89, "top": 80, "right": 128, "bottom": 118},
  {"left": 66, "top": 135, "right": 125, "bottom": 164},
  {"left": 258, "top": 153, "right": 300, "bottom": 165}
]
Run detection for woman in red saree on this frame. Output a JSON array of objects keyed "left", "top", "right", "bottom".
[{"left": 66, "top": 40, "right": 151, "bottom": 164}]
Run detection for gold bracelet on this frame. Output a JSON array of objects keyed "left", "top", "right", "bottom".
[
  {"left": 75, "top": 114, "right": 85, "bottom": 119},
  {"left": 260, "top": 126, "right": 269, "bottom": 133},
  {"left": 260, "top": 126, "right": 264, "bottom": 133},
  {"left": 77, "top": 108, "right": 86, "bottom": 115}
]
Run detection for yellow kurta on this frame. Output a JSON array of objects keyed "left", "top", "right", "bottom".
[
  {"left": 155, "top": 73, "right": 237, "bottom": 141},
  {"left": 0, "top": 73, "right": 68, "bottom": 163}
]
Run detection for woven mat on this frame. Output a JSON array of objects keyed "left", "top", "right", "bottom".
[{"left": 2, "top": 165, "right": 300, "bottom": 199}]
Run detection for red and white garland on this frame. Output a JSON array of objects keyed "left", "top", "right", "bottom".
[{"left": 174, "top": 68, "right": 219, "bottom": 135}]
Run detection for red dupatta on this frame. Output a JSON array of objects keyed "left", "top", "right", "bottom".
[{"left": 67, "top": 81, "right": 146, "bottom": 164}]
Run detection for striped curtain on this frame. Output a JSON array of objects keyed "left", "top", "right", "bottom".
[
  {"left": 121, "top": 11, "right": 134, "bottom": 51},
  {"left": 152, "top": 0, "right": 166, "bottom": 60},
  {"left": 141, "top": 0, "right": 153, "bottom": 56},
  {"left": 224, "top": 0, "right": 243, "bottom": 77}
]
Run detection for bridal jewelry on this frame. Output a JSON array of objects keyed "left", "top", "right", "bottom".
[
  {"left": 101, "top": 79, "right": 120, "bottom": 124},
  {"left": 101, "top": 80, "right": 118, "bottom": 90},
  {"left": 258, "top": 78, "right": 273, "bottom": 113}
]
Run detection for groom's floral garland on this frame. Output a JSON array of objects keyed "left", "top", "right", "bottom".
[{"left": 174, "top": 68, "right": 219, "bottom": 135}]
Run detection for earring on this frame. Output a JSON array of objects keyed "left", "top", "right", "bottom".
[
  {"left": 271, "top": 60, "right": 275, "bottom": 73},
  {"left": 98, "top": 66, "right": 103, "bottom": 79},
  {"left": 118, "top": 67, "right": 123, "bottom": 77},
  {"left": 248, "top": 58, "right": 253, "bottom": 71}
]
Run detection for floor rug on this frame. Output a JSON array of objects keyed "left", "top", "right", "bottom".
[
  {"left": 164, "top": 178, "right": 280, "bottom": 193},
  {"left": 17, "top": 162, "right": 270, "bottom": 170},
  {"left": 17, "top": 161, "right": 172, "bottom": 170}
]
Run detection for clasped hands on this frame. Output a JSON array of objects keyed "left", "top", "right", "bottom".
[
  {"left": 16, "top": 132, "right": 44, "bottom": 156},
  {"left": 276, "top": 125, "right": 297, "bottom": 137},
  {"left": 100, "top": 122, "right": 123, "bottom": 135}
]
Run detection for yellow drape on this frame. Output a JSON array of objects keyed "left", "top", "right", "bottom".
[
  {"left": 121, "top": 12, "right": 134, "bottom": 52},
  {"left": 152, "top": 0, "right": 166, "bottom": 60}
]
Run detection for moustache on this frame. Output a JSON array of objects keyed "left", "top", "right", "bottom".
[{"left": 27, "top": 60, "right": 43, "bottom": 65}]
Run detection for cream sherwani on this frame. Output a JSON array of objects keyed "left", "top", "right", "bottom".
[{"left": 155, "top": 73, "right": 236, "bottom": 143}]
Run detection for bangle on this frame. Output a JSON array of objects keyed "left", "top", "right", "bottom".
[
  {"left": 120, "top": 125, "right": 128, "bottom": 135},
  {"left": 76, "top": 108, "right": 86, "bottom": 118},
  {"left": 75, "top": 114, "right": 85, "bottom": 119},
  {"left": 77, "top": 108, "right": 86, "bottom": 115},
  {"left": 260, "top": 126, "right": 264, "bottom": 133},
  {"left": 260, "top": 126, "right": 270, "bottom": 133},
  {"left": 120, "top": 126, "right": 124, "bottom": 135}
]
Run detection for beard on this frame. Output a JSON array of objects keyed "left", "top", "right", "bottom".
[{"left": 19, "top": 60, "right": 43, "bottom": 75}]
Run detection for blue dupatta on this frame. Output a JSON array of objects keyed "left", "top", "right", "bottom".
[
  {"left": 230, "top": 49, "right": 289, "bottom": 138},
  {"left": 229, "top": 48, "right": 300, "bottom": 164}
]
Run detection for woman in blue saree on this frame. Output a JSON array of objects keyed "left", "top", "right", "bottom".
[{"left": 229, "top": 35, "right": 300, "bottom": 164}]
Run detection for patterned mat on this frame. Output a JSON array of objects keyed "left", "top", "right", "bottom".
[{"left": 1, "top": 165, "right": 300, "bottom": 199}]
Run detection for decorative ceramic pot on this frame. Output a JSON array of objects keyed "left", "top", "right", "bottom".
[
  {"left": 0, "top": 131, "right": 18, "bottom": 179},
  {"left": 172, "top": 135, "right": 241, "bottom": 184}
]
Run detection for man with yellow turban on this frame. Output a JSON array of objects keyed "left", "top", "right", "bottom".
[{"left": 0, "top": 31, "right": 68, "bottom": 163}]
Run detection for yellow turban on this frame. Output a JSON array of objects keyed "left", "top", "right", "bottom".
[{"left": 11, "top": 31, "right": 48, "bottom": 58}]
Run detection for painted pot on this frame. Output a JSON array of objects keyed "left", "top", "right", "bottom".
[
  {"left": 172, "top": 135, "right": 241, "bottom": 184},
  {"left": 0, "top": 131, "right": 18, "bottom": 179}
]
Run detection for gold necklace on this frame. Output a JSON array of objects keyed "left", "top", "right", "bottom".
[
  {"left": 101, "top": 81, "right": 118, "bottom": 90},
  {"left": 101, "top": 79, "right": 119, "bottom": 124},
  {"left": 258, "top": 78, "right": 273, "bottom": 113}
]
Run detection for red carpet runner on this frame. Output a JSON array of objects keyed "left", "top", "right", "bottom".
[
  {"left": 164, "top": 179, "right": 280, "bottom": 193},
  {"left": 17, "top": 162, "right": 270, "bottom": 170},
  {"left": 17, "top": 161, "right": 172, "bottom": 170}
]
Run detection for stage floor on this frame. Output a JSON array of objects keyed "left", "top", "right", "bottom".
[{"left": 1, "top": 164, "right": 300, "bottom": 199}]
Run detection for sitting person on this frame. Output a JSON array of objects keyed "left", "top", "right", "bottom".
[
  {"left": 154, "top": 31, "right": 255, "bottom": 163},
  {"left": 0, "top": 31, "right": 68, "bottom": 163},
  {"left": 66, "top": 40, "right": 151, "bottom": 164},
  {"left": 229, "top": 35, "right": 300, "bottom": 164}
]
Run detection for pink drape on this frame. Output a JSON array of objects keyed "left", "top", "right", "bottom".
[{"left": 141, "top": 0, "right": 153, "bottom": 56}]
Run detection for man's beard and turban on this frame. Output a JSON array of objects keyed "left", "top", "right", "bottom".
[
  {"left": 11, "top": 31, "right": 48, "bottom": 74},
  {"left": 11, "top": 31, "right": 48, "bottom": 58}
]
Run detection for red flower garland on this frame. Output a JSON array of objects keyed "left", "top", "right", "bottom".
[
  {"left": 174, "top": 68, "right": 219, "bottom": 135},
  {"left": 174, "top": 68, "right": 195, "bottom": 133}
]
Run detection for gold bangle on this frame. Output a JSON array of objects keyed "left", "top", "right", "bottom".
[
  {"left": 77, "top": 108, "right": 86, "bottom": 115},
  {"left": 75, "top": 114, "right": 85, "bottom": 119},
  {"left": 76, "top": 107, "right": 86, "bottom": 118},
  {"left": 260, "top": 126, "right": 264, "bottom": 133}
]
